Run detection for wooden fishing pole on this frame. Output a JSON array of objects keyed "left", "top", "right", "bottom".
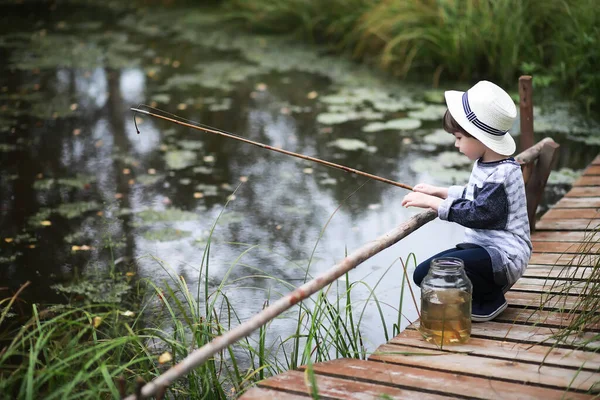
[{"left": 130, "top": 105, "right": 414, "bottom": 191}]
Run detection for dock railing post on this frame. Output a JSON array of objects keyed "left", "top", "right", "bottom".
[{"left": 519, "top": 75, "right": 534, "bottom": 152}]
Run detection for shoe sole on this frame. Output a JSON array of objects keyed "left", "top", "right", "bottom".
[{"left": 471, "top": 301, "right": 508, "bottom": 322}]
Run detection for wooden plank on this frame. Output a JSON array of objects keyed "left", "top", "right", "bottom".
[
  {"left": 512, "top": 277, "right": 591, "bottom": 296},
  {"left": 532, "top": 241, "right": 600, "bottom": 254},
  {"left": 301, "top": 358, "right": 594, "bottom": 400},
  {"left": 529, "top": 252, "right": 599, "bottom": 266},
  {"left": 242, "top": 387, "right": 309, "bottom": 399},
  {"left": 496, "top": 306, "right": 600, "bottom": 330},
  {"left": 522, "top": 265, "right": 597, "bottom": 281},
  {"left": 592, "top": 155, "right": 600, "bottom": 165},
  {"left": 371, "top": 343, "right": 599, "bottom": 392},
  {"left": 408, "top": 321, "right": 600, "bottom": 349},
  {"left": 554, "top": 197, "right": 600, "bottom": 209},
  {"left": 389, "top": 328, "right": 600, "bottom": 371},
  {"left": 505, "top": 291, "right": 592, "bottom": 312},
  {"left": 530, "top": 231, "right": 592, "bottom": 242},
  {"left": 574, "top": 176, "right": 600, "bottom": 186},
  {"left": 542, "top": 208, "right": 600, "bottom": 219},
  {"left": 536, "top": 219, "right": 600, "bottom": 231},
  {"left": 584, "top": 165, "right": 600, "bottom": 175},
  {"left": 257, "top": 370, "right": 449, "bottom": 400},
  {"left": 566, "top": 187, "right": 600, "bottom": 197}
]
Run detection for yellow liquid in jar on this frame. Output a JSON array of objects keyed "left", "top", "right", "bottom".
[{"left": 420, "top": 289, "right": 471, "bottom": 345}]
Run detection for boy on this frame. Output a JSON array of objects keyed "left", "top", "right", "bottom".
[{"left": 401, "top": 80, "right": 532, "bottom": 322}]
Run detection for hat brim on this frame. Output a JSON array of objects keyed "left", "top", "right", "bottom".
[{"left": 445, "top": 90, "right": 516, "bottom": 156}]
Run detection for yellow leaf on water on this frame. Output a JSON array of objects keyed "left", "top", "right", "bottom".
[
  {"left": 70, "top": 103, "right": 78, "bottom": 111},
  {"left": 158, "top": 352, "right": 172, "bottom": 364},
  {"left": 114, "top": 193, "right": 123, "bottom": 199},
  {"left": 239, "top": 176, "right": 248, "bottom": 183},
  {"left": 72, "top": 245, "right": 80, "bottom": 251},
  {"left": 4, "top": 238, "right": 13, "bottom": 243},
  {"left": 148, "top": 168, "right": 156, "bottom": 175},
  {"left": 303, "top": 168, "right": 313, "bottom": 174},
  {"left": 28, "top": 244, "right": 36, "bottom": 249},
  {"left": 40, "top": 220, "right": 52, "bottom": 226},
  {"left": 193, "top": 192, "right": 204, "bottom": 199},
  {"left": 307, "top": 91, "right": 318, "bottom": 99},
  {"left": 126, "top": 272, "right": 135, "bottom": 277},
  {"left": 177, "top": 103, "right": 187, "bottom": 110},
  {"left": 256, "top": 83, "right": 267, "bottom": 91},
  {"left": 123, "top": 168, "right": 131, "bottom": 175},
  {"left": 172, "top": 60, "right": 181, "bottom": 68},
  {"left": 135, "top": 117, "right": 144, "bottom": 125},
  {"left": 73, "top": 128, "right": 81, "bottom": 136},
  {"left": 92, "top": 316, "right": 102, "bottom": 328}
]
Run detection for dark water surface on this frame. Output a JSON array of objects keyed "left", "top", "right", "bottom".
[{"left": 1, "top": 1, "right": 599, "bottom": 349}]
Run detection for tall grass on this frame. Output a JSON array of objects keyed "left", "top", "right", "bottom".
[
  {"left": 0, "top": 243, "right": 417, "bottom": 398},
  {"left": 222, "top": 0, "right": 600, "bottom": 109},
  {"left": 547, "top": 224, "right": 600, "bottom": 347}
]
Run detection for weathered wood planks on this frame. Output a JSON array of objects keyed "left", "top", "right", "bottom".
[{"left": 240, "top": 153, "right": 600, "bottom": 400}]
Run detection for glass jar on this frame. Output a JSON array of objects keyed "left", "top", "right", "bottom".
[{"left": 419, "top": 257, "right": 472, "bottom": 345}]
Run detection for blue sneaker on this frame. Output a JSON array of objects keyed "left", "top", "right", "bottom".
[{"left": 472, "top": 295, "right": 508, "bottom": 322}]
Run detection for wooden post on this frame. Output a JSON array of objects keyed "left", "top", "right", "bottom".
[
  {"left": 519, "top": 76, "right": 534, "bottom": 152},
  {"left": 522, "top": 139, "right": 560, "bottom": 233}
]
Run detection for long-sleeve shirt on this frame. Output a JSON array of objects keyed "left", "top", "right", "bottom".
[{"left": 437, "top": 158, "right": 532, "bottom": 287}]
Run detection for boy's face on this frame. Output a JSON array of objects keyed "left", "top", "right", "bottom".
[{"left": 453, "top": 132, "right": 487, "bottom": 161}]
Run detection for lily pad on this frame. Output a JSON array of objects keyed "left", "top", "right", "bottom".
[
  {"left": 362, "top": 118, "right": 421, "bottom": 132},
  {"left": 165, "top": 150, "right": 196, "bottom": 170},
  {"left": 56, "top": 201, "right": 101, "bottom": 219},
  {"left": 408, "top": 105, "right": 447, "bottom": 121},
  {"left": 422, "top": 129, "right": 454, "bottom": 146},
  {"left": 143, "top": 228, "right": 192, "bottom": 242},
  {"left": 194, "top": 184, "right": 219, "bottom": 196},
  {"left": 423, "top": 90, "right": 445, "bottom": 104},
  {"left": 317, "top": 113, "right": 351, "bottom": 125},
  {"left": 136, "top": 208, "right": 198, "bottom": 224},
  {"left": 179, "top": 140, "right": 204, "bottom": 151},
  {"left": 136, "top": 174, "right": 164, "bottom": 185},
  {"left": 33, "top": 175, "right": 96, "bottom": 190},
  {"left": 327, "top": 138, "right": 372, "bottom": 152}
]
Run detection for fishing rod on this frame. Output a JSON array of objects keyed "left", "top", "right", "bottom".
[{"left": 130, "top": 105, "right": 414, "bottom": 191}]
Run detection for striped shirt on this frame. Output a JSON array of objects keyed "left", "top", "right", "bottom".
[{"left": 438, "top": 158, "right": 532, "bottom": 287}]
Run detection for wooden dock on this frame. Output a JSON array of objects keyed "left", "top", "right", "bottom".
[{"left": 241, "top": 155, "right": 600, "bottom": 400}]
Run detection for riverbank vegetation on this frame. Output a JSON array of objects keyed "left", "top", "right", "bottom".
[
  {"left": 223, "top": 0, "right": 599, "bottom": 111},
  {"left": 0, "top": 248, "right": 412, "bottom": 398}
]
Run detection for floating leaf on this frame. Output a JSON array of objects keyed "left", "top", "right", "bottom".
[
  {"left": 165, "top": 150, "right": 196, "bottom": 170},
  {"left": 40, "top": 220, "right": 52, "bottom": 226},
  {"left": 92, "top": 316, "right": 102, "bottom": 328},
  {"left": 4, "top": 238, "right": 13, "bottom": 243},
  {"left": 326, "top": 138, "right": 369, "bottom": 151},
  {"left": 158, "top": 352, "right": 172, "bottom": 364}
]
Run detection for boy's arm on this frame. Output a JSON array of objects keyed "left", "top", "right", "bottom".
[
  {"left": 447, "top": 185, "right": 466, "bottom": 199},
  {"left": 438, "top": 169, "right": 511, "bottom": 229}
]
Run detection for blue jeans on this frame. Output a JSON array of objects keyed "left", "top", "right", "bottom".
[{"left": 413, "top": 244, "right": 504, "bottom": 304}]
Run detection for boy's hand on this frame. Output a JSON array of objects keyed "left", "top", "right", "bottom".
[
  {"left": 402, "top": 192, "right": 442, "bottom": 211},
  {"left": 413, "top": 183, "right": 448, "bottom": 199}
]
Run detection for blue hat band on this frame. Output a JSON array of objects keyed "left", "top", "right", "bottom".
[{"left": 462, "top": 92, "right": 508, "bottom": 137}]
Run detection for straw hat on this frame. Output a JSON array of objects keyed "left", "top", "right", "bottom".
[{"left": 445, "top": 81, "right": 517, "bottom": 156}]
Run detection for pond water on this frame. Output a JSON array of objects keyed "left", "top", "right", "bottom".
[{"left": 1, "top": 2, "right": 599, "bottom": 353}]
